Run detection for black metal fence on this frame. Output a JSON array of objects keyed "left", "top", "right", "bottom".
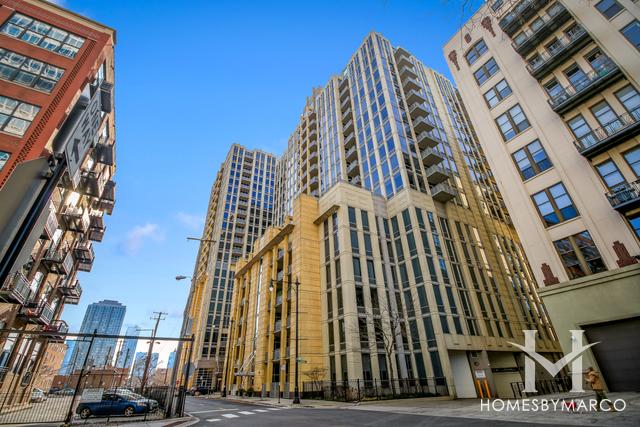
[
  {"left": 302, "top": 377, "right": 448, "bottom": 402},
  {"left": 510, "top": 377, "right": 572, "bottom": 399},
  {"left": 0, "top": 329, "right": 193, "bottom": 424}
]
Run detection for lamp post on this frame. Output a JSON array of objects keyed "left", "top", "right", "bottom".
[{"left": 270, "top": 276, "right": 301, "bottom": 404}]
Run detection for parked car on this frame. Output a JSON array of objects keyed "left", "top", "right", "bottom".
[
  {"left": 76, "top": 392, "right": 158, "bottom": 419},
  {"left": 30, "top": 388, "right": 47, "bottom": 403},
  {"left": 55, "top": 388, "right": 75, "bottom": 396}
]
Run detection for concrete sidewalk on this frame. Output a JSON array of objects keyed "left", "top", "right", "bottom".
[{"left": 215, "top": 392, "right": 640, "bottom": 426}]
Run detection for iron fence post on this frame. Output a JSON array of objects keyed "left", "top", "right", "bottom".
[{"left": 65, "top": 329, "right": 96, "bottom": 425}]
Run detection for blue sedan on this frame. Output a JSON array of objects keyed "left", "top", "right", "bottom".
[{"left": 76, "top": 392, "right": 157, "bottom": 418}]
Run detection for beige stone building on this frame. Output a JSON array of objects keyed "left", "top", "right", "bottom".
[
  {"left": 445, "top": 0, "right": 640, "bottom": 391},
  {"left": 221, "top": 33, "right": 562, "bottom": 399}
]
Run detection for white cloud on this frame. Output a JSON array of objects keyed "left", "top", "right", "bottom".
[
  {"left": 121, "top": 223, "right": 163, "bottom": 255},
  {"left": 176, "top": 212, "right": 204, "bottom": 230},
  {"left": 47, "top": 0, "right": 66, "bottom": 6}
]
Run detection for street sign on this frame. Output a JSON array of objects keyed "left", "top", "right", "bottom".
[{"left": 64, "top": 90, "right": 102, "bottom": 189}]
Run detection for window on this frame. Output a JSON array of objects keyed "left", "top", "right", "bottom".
[
  {"left": 532, "top": 183, "right": 579, "bottom": 226},
  {"left": 567, "top": 114, "right": 595, "bottom": 147},
  {"left": 591, "top": 101, "right": 621, "bottom": 134},
  {"left": 496, "top": 104, "right": 530, "bottom": 141},
  {"left": 1, "top": 13, "right": 85, "bottom": 59},
  {"left": 0, "top": 48, "right": 64, "bottom": 93},
  {"left": 628, "top": 213, "right": 640, "bottom": 238},
  {"left": 0, "top": 151, "right": 8, "bottom": 172},
  {"left": 544, "top": 79, "right": 564, "bottom": 100},
  {"left": 595, "top": 0, "right": 623, "bottom": 19},
  {"left": 615, "top": 85, "right": 640, "bottom": 116},
  {"left": 474, "top": 58, "right": 499, "bottom": 86},
  {"left": 553, "top": 231, "right": 606, "bottom": 279},
  {"left": 483, "top": 79, "right": 512, "bottom": 108},
  {"left": 595, "top": 160, "right": 625, "bottom": 189},
  {"left": 624, "top": 146, "right": 640, "bottom": 176},
  {"left": 564, "top": 64, "right": 588, "bottom": 90},
  {"left": 491, "top": 0, "right": 503, "bottom": 11},
  {"left": 352, "top": 257, "right": 362, "bottom": 282},
  {"left": 0, "top": 95, "right": 40, "bottom": 136},
  {"left": 465, "top": 40, "right": 488, "bottom": 66},
  {"left": 622, "top": 20, "right": 640, "bottom": 50},
  {"left": 512, "top": 140, "right": 552, "bottom": 180}
]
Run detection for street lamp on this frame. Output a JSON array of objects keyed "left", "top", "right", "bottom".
[{"left": 270, "top": 276, "right": 301, "bottom": 404}]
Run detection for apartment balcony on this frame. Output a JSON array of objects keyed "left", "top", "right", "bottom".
[
  {"left": 406, "top": 89, "right": 425, "bottom": 105},
  {"left": 273, "top": 348, "right": 281, "bottom": 361},
  {"left": 548, "top": 59, "right": 622, "bottom": 114},
  {"left": 350, "top": 175, "right": 361, "bottom": 186},
  {"left": 79, "top": 170, "right": 107, "bottom": 198},
  {"left": 308, "top": 129, "right": 318, "bottom": 141},
  {"left": 58, "top": 278, "right": 82, "bottom": 303},
  {"left": 74, "top": 240, "right": 95, "bottom": 272},
  {"left": 512, "top": 3, "right": 570, "bottom": 56},
  {"left": 41, "top": 247, "right": 74, "bottom": 275},
  {"left": 342, "top": 106, "right": 352, "bottom": 123},
  {"left": 431, "top": 182, "right": 457, "bottom": 203},
  {"left": 0, "top": 272, "right": 31, "bottom": 304},
  {"left": 93, "top": 142, "right": 115, "bottom": 166},
  {"left": 344, "top": 132, "right": 356, "bottom": 147},
  {"left": 43, "top": 320, "right": 68, "bottom": 343},
  {"left": 339, "top": 81, "right": 350, "bottom": 102},
  {"left": 60, "top": 205, "right": 90, "bottom": 233},
  {"left": 607, "top": 180, "right": 640, "bottom": 213},
  {"left": 340, "top": 95, "right": 351, "bottom": 112},
  {"left": 425, "top": 164, "right": 450, "bottom": 185},
  {"left": 421, "top": 147, "right": 444, "bottom": 167},
  {"left": 21, "top": 300, "right": 54, "bottom": 325},
  {"left": 346, "top": 161, "right": 359, "bottom": 177},
  {"left": 98, "top": 180, "right": 116, "bottom": 215},
  {"left": 416, "top": 131, "right": 439, "bottom": 149},
  {"left": 238, "top": 190, "right": 249, "bottom": 201},
  {"left": 309, "top": 176, "right": 319, "bottom": 190},
  {"left": 41, "top": 205, "right": 59, "bottom": 240},
  {"left": 413, "top": 116, "right": 434, "bottom": 134},
  {"left": 88, "top": 211, "right": 105, "bottom": 242},
  {"left": 409, "top": 103, "right": 428, "bottom": 120},
  {"left": 343, "top": 119, "right": 354, "bottom": 134},
  {"left": 402, "top": 76, "right": 421, "bottom": 92},
  {"left": 236, "top": 208, "right": 247, "bottom": 218},
  {"left": 394, "top": 47, "right": 413, "bottom": 69},
  {"left": 527, "top": 26, "right": 591, "bottom": 80},
  {"left": 499, "top": 0, "right": 550, "bottom": 36},
  {"left": 399, "top": 64, "right": 417, "bottom": 80},
  {"left": 309, "top": 163, "right": 318, "bottom": 175},
  {"left": 309, "top": 139, "right": 318, "bottom": 152},
  {"left": 574, "top": 107, "right": 640, "bottom": 158},
  {"left": 345, "top": 145, "right": 358, "bottom": 162}
]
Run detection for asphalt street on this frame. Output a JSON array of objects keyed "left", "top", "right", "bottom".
[{"left": 184, "top": 396, "right": 564, "bottom": 426}]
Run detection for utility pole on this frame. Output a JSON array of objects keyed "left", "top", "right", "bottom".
[{"left": 140, "top": 311, "right": 166, "bottom": 394}]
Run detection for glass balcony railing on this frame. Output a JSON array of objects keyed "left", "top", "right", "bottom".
[
  {"left": 574, "top": 107, "right": 640, "bottom": 157},
  {"left": 548, "top": 58, "right": 620, "bottom": 113},
  {"left": 527, "top": 26, "right": 589, "bottom": 78}
]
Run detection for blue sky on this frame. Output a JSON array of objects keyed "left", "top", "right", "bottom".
[{"left": 58, "top": 0, "right": 482, "bottom": 345}]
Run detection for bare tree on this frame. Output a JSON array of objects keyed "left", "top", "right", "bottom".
[{"left": 304, "top": 366, "right": 327, "bottom": 393}]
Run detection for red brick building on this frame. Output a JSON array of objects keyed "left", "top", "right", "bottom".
[{"left": 0, "top": 0, "right": 116, "bottom": 408}]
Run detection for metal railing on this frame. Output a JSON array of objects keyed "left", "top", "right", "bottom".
[
  {"left": 574, "top": 107, "right": 640, "bottom": 153},
  {"left": 512, "top": 3, "right": 567, "bottom": 50},
  {"left": 606, "top": 180, "right": 640, "bottom": 209},
  {"left": 0, "top": 272, "right": 32, "bottom": 304},
  {"left": 510, "top": 377, "right": 571, "bottom": 399},
  {"left": 499, "top": 0, "right": 549, "bottom": 34},
  {"left": 548, "top": 59, "right": 619, "bottom": 110},
  {"left": 302, "top": 377, "right": 448, "bottom": 402},
  {"left": 527, "top": 26, "right": 588, "bottom": 74}
]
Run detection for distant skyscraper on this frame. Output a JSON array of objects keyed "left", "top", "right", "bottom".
[
  {"left": 183, "top": 145, "right": 277, "bottom": 389},
  {"left": 69, "top": 300, "right": 126, "bottom": 370},
  {"left": 167, "top": 351, "right": 176, "bottom": 369},
  {"left": 116, "top": 326, "right": 139, "bottom": 369},
  {"left": 58, "top": 340, "right": 76, "bottom": 375},
  {"left": 132, "top": 352, "right": 159, "bottom": 378}
]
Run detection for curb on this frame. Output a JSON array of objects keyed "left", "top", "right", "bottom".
[{"left": 221, "top": 397, "right": 352, "bottom": 410}]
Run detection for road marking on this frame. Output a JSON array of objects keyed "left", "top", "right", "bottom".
[
  {"left": 238, "top": 410, "right": 256, "bottom": 415},
  {"left": 255, "top": 409, "right": 268, "bottom": 412},
  {"left": 267, "top": 408, "right": 281, "bottom": 411},
  {"left": 222, "top": 413, "right": 239, "bottom": 418},
  {"left": 192, "top": 408, "right": 238, "bottom": 413},
  {"left": 206, "top": 419, "right": 221, "bottom": 422}
]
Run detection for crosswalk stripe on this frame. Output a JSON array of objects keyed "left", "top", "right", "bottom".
[
  {"left": 267, "top": 408, "right": 281, "bottom": 411},
  {"left": 255, "top": 409, "right": 268, "bottom": 412},
  {"left": 206, "top": 419, "right": 221, "bottom": 422},
  {"left": 239, "top": 410, "right": 256, "bottom": 415},
  {"left": 222, "top": 413, "right": 239, "bottom": 418}
]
